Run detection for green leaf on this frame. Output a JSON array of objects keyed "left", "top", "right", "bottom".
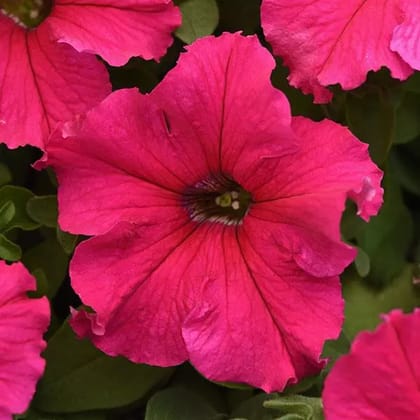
[
  {"left": 0, "top": 200, "right": 15, "bottom": 229},
  {"left": 0, "top": 185, "right": 39, "bottom": 231},
  {"left": 322, "top": 332, "right": 351, "bottom": 367},
  {"left": 340, "top": 201, "right": 365, "bottom": 242},
  {"left": 215, "top": 381, "right": 253, "bottom": 391},
  {"left": 343, "top": 265, "right": 420, "bottom": 339},
  {"left": 145, "top": 387, "right": 223, "bottom": 420},
  {"left": 26, "top": 195, "right": 58, "bottom": 228},
  {"left": 230, "top": 394, "right": 324, "bottom": 420},
  {"left": 0, "top": 163, "right": 12, "bottom": 186},
  {"left": 0, "top": 233, "right": 21, "bottom": 261},
  {"left": 283, "top": 375, "right": 318, "bottom": 396},
  {"left": 56, "top": 227, "right": 78, "bottom": 255},
  {"left": 264, "top": 395, "right": 324, "bottom": 420},
  {"left": 22, "top": 237, "right": 69, "bottom": 298},
  {"left": 175, "top": 0, "right": 219, "bottom": 44},
  {"left": 391, "top": 139, "right": 420, "bottom": 196},
  {"left": 271, "top": 61, "right": 324, "bottom": 120},
  {"left": 33, "top": 322, "right": 174, "bottom": 412},
  {"left": 0, "top": 145, "right": 37, "bottom": 185},
  {"left": 171, "top": 364, "right": 227, "bottom": 413},
  {"left": 356, "top": 172, "right": 412, "bottom": 286},
  {"left": 346, "top": 89, "right": 395, "bottom": 165},
  {"left": 230, "top": 393, "right": 273, "bottom": 420},
  {"left": 394, "top": 91, "right": 420, "bottom": 144},
  {"left": 320, "top": 332, "right": 351, "bottom": 385},
  {"left": 28, "top": 268, "right": 49, "bottom": 298},
  {"left": 19, "top": 408, "right": 107, "bottom": 420},
  {"left": 402, "top": 71, "right": 420, "bottom": 94},
  {"left": 354, "top": 247, "right": 370, "bottom": 278}
]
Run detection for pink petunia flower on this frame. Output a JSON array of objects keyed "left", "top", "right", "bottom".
[
  {"left": 40, "top": 33, "right": 383, "bottom": 392},
  {"left": 323, "top": 309, "right": 420, "bottom": 420},
  {"left": 0, "top": 261, "right": 50, "bottom": 419},
  {"left": 261, "top": 0, "right": 419, "bottom": 103},
  {"left": 0, "top": 0, "right": 181, "bottom": 149}
]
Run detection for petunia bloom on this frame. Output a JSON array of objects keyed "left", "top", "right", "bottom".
[
  {"left": 261, "top": 0, "right": 420, "bottom": 103},
  {"left": 0, "top": 261, "right": 50, "bottom": 419},
  {"left": 323, "top": 309, "right": 420, "bottom": 420},
  {"left": 0, "top": 0, "right": 181, "bottom": 149},
  {"left": 41, "top": 33, "right": 383, "bottom": 392}
]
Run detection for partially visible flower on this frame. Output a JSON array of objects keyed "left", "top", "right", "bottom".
[
  {"left": 41, "top": 33, "right": 383, "bottom": 392},
  {"left": 46, "top": 0, "right": 182, "bottom": 66},
  {"left": 0, "top": 0, "right": 181, "bottom": 149},
  {"left": 261, "top": 0, "right": 419, "bottom": 103},
  {"left": 0, "top": 261, "right": 50, "bottom": 419},
  {"left": 323, "top": 309, "right": 420, "bottom": 420},
  {"left": 391, "top": 2, "right": 420, "bottom": 70}
]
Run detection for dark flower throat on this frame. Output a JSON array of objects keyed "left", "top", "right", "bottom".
[
  {"left": 182, "top": 173, "right": 253, "bottom": 226},
  {"left": 0, "top": 0, "right": 53, "bottom": 28}
]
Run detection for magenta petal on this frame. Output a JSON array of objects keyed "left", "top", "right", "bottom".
[
  {"left": 391, "top": 1, "right": 420, "bottom": 70},
  {"left": 249, "top": 208, "right": 356, "bottom": 278},
  {"left": 252, "top": 117, "right": 384, "bottom": 212},
  {"left": 70, "top": 220, "right": 209, "bottom": 366},
  {"left": 43, "top": 89, "right": 194, "bottom": 236},
  {"left": 287, "top": 118, "right": 383, "bottom": 223},
  {"left": 248, "top": 118, "right": 382, "bottom": 276},
  {"left": 0, "top": 261, "right": 50, "bottom": 418},
  {"left": 323, "top": 310, "right": 420, "bottom": 420},
  {"left": 183, "top": 223, "right": 343, "bottom": 392},
  {"left": 70, "top": 217, "right": 342, "bottom": 392},
  {"left": 0, "top": 16, "right": 110, "bottom": 149},
  {"left": 48, "top": 0, "right": 181, "bottom": 66},
  {"left": 152, "top": 32, "right": 295, "bottom": 179},
  {"left": 261, "top": 0, "right": 413, "bottom": 103}
]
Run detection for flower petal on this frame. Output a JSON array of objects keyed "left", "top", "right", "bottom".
[
  {"left": 49, "top": 0, "right": 181, "bottom": 66},
  {"left": 261, "top": 0, "right": 413, "bottom": 103},
  {"left": 70, "top": 219, "right": 211, "bottom": 366},
  {"left": 249, "top": 206, "right": 356, "bottom": 278},
  {"left": 70, "top": 218, "right": 342, "bottom": 392},
  {"left": 289, "top": 118, "right": 383, "bottom": 222},
  {"left": 0, "top": 261, "right": 50, "bottom": 418},
  {"left": 152, "top": 32, "right": 295, "bottom": 180},
  {"left": 183, "top": 220, "right": 343, "bottom": 392},
  {"left": 246, "top": 118, "right": 382, "bottom": 276},
  {"left": 0, "top": 16, "right": 110, "bottom": 149},
  {"left": 323, "top": 309, "right": 420, "bottom": 420},
  {"left": 391, "top": 1, "right": 420, "bottom": 70},
  {"left": 42, "top": 89, "right": 192, "bottom": 236}
]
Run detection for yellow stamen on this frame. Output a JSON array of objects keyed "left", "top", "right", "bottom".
[{"left": 215, "top": 192, "right": 232, "bottom": 208}]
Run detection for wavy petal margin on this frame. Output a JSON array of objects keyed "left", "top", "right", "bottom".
[{"left": 0, "top": 261, "right": 50, "bottom": 418}]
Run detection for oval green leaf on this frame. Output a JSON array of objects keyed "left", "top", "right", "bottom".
[
  {"left": 33, "top": 322, "right": 174, "bottom": 412},
  {"left": 26, "top": 195, "right": 58, "bottom": 228},
  {"left": 175, "top": 0, "right": 219, "bottom": 44}
]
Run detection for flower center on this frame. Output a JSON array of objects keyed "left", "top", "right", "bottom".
[
  {"left": 182, "top": 173, "right": 253, "bottom": 226},
  {"left": 0, "top": 0, "right": 53, "bottom": 28}
]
